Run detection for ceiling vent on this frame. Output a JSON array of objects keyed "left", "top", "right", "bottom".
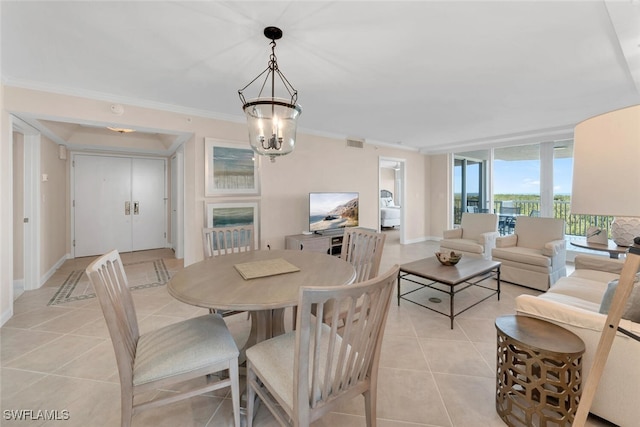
[{"left": 346, "top": 138, "right": 365, "bottom": 149}]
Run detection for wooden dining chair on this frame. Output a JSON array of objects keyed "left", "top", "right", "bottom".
[
  {"left": 85, "top": 250, "right": 240, "bottom": 427},
  {"left": 340, "top": 227, "right": 386, "bottom": 283},
  {"left": 203, "top": 225, "right": 255, "bottom": 258},
  {"left": 305, "top": 228, "right": 387, "bottom": 328},
  {"left": 203, "top": 225, "right": 255, "bottom": 317},
  {"left": 245, "top": 265, "right": 400, "bottom": 427}
]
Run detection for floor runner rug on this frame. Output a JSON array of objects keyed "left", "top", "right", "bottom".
[{"left": 48, "top": 258, "right": 170, "bottom": 305}]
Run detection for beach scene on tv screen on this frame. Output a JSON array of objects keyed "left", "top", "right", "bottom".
[{"left": 309, "top": 193, "right": 359, "bottom": 232}]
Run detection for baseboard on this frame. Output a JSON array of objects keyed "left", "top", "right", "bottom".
[
  {"left": 39, "top": 253, "right": 70, "bottom": 287},
  {"left": 13, "top": 278, "right": 25, "bottom": 299},
  {"left": 1, "top": 307, "right": 14, "bottom": 327},
  {"left": 404, "top": 236, "right": 440, "bottom": 245}
]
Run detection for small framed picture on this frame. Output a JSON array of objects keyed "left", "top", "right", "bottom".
[
  {"left": 205, "top": 201, "right": 260, "bottom": 248},
  {"left": 205, "top": 138, "right": 259, "bottom": 196}
]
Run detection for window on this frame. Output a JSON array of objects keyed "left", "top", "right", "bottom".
[{"left": 453, "top": 150, "right": 489, "bottom": 225}]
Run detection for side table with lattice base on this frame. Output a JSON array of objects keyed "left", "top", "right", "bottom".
[{"left": 495, "top": 315, "right": 585, "bottom": 427}]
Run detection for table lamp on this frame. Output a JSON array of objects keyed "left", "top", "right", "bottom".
[{"left": 571, "top": 104, "right": 640, "bottom": 425}]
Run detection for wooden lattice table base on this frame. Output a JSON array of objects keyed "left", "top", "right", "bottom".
[{"left": 495, "top": 315, "right": 585, "bottom": 427}]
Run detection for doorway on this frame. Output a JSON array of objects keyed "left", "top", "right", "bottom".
[
  {"left": 72, "top": 154, "right": 167, "bottom": 257},
  {"left": 11, "top": 117, "right": 41, "bottom": 294},
  {"left": 379, "top": 157, "right": 406, "bottom": 244}
]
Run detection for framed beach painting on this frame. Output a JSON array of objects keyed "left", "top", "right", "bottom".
[
  {"left": 205, "top": 201, "right": 260, "bottom": 248},
  {"left": 205, "top": 138, "right": 259, "bottom": 196}
]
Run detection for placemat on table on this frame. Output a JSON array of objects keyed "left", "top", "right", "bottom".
[{"left": 234, "top": 258, "right": 300, "bottom": 280}]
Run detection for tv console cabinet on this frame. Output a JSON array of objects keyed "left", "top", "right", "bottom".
[{"left": 285, "top": 233, "right": 343, "bottom": 256}]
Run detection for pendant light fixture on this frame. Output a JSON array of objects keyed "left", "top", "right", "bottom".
[{"left": 238, "top": 26, "right": 302, "bottom": 163}]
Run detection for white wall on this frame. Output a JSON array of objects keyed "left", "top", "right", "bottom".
[
  {"left": 40, "top": 135, "right": 68, "bottom": 277},
  {"left": 0, "top": 85, "right": 437, "bottom": 323},
  {"left": 380, "top": 167, "right": 395, "bottom": 197}
]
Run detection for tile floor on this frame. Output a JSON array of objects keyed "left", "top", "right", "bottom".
[{"left": 1, "top": 231, "right": 616, "bottom": 426}]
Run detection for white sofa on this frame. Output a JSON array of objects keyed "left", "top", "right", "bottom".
[
  {"left": 440, "top": 213, "right": 498, "bottom": 259},
  {"left": 515, "top": 254, "right": 640, "bottom": 427}
]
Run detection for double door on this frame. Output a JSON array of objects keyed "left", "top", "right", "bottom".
[{"left": 73, "top": 155, "right": 166, "bottom": 257}]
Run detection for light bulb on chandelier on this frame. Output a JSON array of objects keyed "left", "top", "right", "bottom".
[{"left": 238, "top": 27, "right": 302, "bottom": 163}]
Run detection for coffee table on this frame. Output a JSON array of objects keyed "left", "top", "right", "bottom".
[{"left": 397, "top": 256, "right": 501, "bottom": 329}]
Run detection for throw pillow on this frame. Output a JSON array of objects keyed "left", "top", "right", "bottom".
[{"left": 599, "top": 273, "right": 640, "bottom": 323}]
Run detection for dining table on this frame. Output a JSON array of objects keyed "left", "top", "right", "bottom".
[{"left": 167, "top": 249, "right": 356, "bottom": 356}]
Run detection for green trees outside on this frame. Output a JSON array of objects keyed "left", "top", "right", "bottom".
[{"left": 454, "top": 194, "right": 613, "bottom": 237}]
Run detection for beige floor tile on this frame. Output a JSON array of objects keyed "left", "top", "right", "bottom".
[
  {"left": 0, "top": 368, "right": 47, "bottom": 401},
  {"left": 3, "top": 306, "right": 75, "bottom": 329},
  {"left": 433, "top": 373, "right": 505, "bottom": 427},
  {"left": 380, "top": 335, "right": 430, "bottom": 371},
  {"left": 1, "top": 328, "right": 64, "bottom": 363},
  {"left": 31, "top": 308, "right": 103, "bottom": 334},
  {"left": 5, "top": 334, "right": 104, "bottom": 374},
  {"left": 52, "top": 340, "right": 117, "bottom": 382},
  {"left": 375, "top": 368, "right": 451, "bottom": 426},
  {"left": 418, "top": 339, "right": 494, "bottom": 378}
]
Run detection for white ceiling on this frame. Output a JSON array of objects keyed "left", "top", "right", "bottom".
[{"left": 2, "top": 1, "right": 640, "bottom": 155}]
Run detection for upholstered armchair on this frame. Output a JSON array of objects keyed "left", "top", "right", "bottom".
[
  {"left": 491, "top": 216, "right": 566, "bottom": 291},
  {"left": 440, "top": 213, "right": 499, "bottom": 259}
]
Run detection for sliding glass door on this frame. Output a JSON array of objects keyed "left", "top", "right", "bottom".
[
  {"left": 453, "top": 150, "right": 489, "bottom": 225},
  {"left": 453, "top": 141, "right": 578, "bottom": 236}
]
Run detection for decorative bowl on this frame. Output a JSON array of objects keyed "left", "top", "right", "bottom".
[{"left": 435, "top": 251, "right": 462, "bottom": 266}]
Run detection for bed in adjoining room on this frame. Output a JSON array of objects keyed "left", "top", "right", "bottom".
[{"left": 380, "top": 189, "right": 400, "bottom": 228}]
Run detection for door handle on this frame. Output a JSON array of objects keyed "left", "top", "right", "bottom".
[
  {"left": 134, "top": 201, "right": 139, "bottom": 215},
  {"left": 125, "top": 201, "right": 131, "bottom": 215}
]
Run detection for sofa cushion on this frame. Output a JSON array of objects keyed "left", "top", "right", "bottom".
[
  {"left": 516, "top": 293, "right": 640, "bottom": 335},
  {"left": 548, "top": 275, "right": 608, "bottom": 305},
  {"left": 599, "top": 274, "right": 640, "bottom": 322},
  {"left": 570, "top": 268, "right": 621, "bottom": 284},
  {"left": 538, "top": 292, "right": 602, "bottom": 313},
  {"left": 492, "top": 246, "right": 550, "bottom": 267}
]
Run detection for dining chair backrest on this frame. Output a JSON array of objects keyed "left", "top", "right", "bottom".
[
  {"left": 340, "top": 228, "right": 386, "bottom": 283},
  {"left": 203, "top": 225, "right": 255, "bottom": 258},
  {"left": 296, "top": 264, "right": 398, "bottom": 424},
  {"left": 86, "top": 250, "right": 139, "bottom": 386}
]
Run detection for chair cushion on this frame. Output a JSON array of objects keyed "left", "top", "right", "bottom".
[
  {"left": 246, "top": 323, "right": 345, "bottom": 410},
  {"left": 440, "top": 238, "right": 484, "bottom": 254},
  {"left": 492, "top": 246, "right": 551, "bottom": 267},
  {"left": 134, "top": 314, "right": 238, "bottom": 386}
]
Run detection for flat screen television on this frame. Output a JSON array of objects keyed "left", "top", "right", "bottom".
[{"left": 309, "top": 192, "right": 359, "bottom": 234}]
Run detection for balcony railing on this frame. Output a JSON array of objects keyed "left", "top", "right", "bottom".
[{"left": 454, "top": 199, "right": 613, "bottom": 238}]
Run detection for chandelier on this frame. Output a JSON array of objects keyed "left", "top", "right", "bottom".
[{"left": 238, "top": 26, "right": 302, "bottom": 162}]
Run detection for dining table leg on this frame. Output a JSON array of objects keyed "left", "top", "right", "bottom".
[{"left": 243, "top": 309, "right": 288, "bottom": 357}]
